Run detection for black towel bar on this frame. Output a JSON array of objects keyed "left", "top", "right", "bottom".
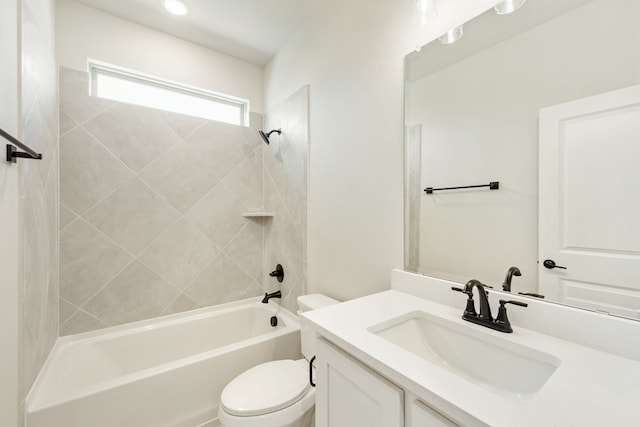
[
  {"left": 1, "top": 127, "right": 43, "bottom": 163},
  {"left": 424, "top": 181, "right": 499, "bottom": 194}
]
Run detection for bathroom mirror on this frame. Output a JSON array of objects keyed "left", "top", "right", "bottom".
[{"left": 404, "top": 0, "right": 640, "bottom": 320}]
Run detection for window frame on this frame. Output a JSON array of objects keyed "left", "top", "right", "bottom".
[{"left": 87, "top": 59, "right": 250, "bottom": 126}]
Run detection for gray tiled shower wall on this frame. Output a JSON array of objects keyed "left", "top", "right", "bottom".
[
  {"left": 263, "top": 87, "right": 309, "bottom": 312},
  {"left": 21, "top": 0, "right": 59, "bottom": 401},
  {"left": 58, "top": 67, "right": 309, "bottom": 335}
]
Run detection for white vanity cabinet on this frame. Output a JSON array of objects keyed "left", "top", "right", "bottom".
[
  {"left": 305, "top": 288, "right": 640, "bottom": 426},
  {"left": 315, "top": 338, "right": 403, "bottom": 427},
  {"left": 406, "top": 397, "right": 459, "bottom": 427},
  {"left": 315, "top": 338, "right": 461, "bottom": 427}
]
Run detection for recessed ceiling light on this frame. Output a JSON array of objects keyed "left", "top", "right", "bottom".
[{"left": 164, "top": 0, "right": 189, "bottom": 16}]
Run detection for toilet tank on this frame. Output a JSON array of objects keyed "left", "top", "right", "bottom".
[{"left": 297, "top": 294, "right": 339, "bottom": 360}]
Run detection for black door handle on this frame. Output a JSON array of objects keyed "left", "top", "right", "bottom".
[{"left": 543, "top": 259, "right": 567, "bottom": 270}]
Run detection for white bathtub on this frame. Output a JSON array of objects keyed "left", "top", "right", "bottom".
[{"left": 26, "top": 298, "right": 301, "bottom": 427}]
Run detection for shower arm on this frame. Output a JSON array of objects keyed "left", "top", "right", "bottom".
[{"left": 258, "top": 128, "right": 282, "bottom": 145}]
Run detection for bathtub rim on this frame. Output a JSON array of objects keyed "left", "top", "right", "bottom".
[
  {"left": 26, "top": 297, "right": 299, "bottom": 413},
  {"left": 58, "top": 296, "right": 296, "bottom": 344}
]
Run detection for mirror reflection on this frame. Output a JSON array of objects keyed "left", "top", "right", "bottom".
[{"left": 404, "top": 0, "right": 640, "bottom": 319}]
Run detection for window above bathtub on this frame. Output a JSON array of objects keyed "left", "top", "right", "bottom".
[{"left": 88, "top": 60, "right": 249, "bottom": 126}]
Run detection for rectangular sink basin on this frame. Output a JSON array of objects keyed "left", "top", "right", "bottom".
[{"left": 368, "top": 311, "right": 560, "bottom": 401}]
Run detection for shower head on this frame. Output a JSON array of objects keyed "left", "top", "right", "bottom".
[{"left": 258, "top": 128, "right": 282, "bottom": 145}]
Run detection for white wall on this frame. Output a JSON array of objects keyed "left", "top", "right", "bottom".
[
  {"left": 56, "top": 0, "right": 265, "bottom": 113},
  {"left": 264, "top": 0, "right": 500, "bottom": 301},
  {"left": 0, "top": 0, "right": 21, "bottom": 423}
]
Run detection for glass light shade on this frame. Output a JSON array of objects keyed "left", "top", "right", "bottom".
[
  {"left": 439, "top": 26, "right": 464, "bottom": 45},
  {"left": 494, "top": 0, "right": 527, "bottom": 15},
  {"left": 414, "top": 0, "right": 438, "bottom": 26},
  {"left": 163, "top": 0, "right": 189, "bottom": 16}
]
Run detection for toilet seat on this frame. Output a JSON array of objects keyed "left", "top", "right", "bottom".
[{"left": 221, "top": 360, "right": 309, "bottom": 417}]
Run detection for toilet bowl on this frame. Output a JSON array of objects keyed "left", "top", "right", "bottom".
[{"left": 218, "top": 294, "right": 338, "bottom": 427}]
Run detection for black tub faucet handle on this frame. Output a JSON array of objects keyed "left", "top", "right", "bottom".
[{"left": 269, "top": 264, "right": 284, "bottom": 282}]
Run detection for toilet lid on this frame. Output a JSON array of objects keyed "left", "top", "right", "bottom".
[{"left": 221, "top": 360, "right": 309, "bottom": 417}]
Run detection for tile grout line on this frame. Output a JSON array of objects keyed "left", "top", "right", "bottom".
[
  {"left": 63, "top": 98, "right": 119, "bottom": 134},
  {"left": 62, "top": 216, "right": 182, "bottom": 312},
  {"left": 219, "top": 222, "right": 264, "bottom": 286},
  {"left": 264, "top": 166, "right": 305, "bottom": 239},
  {"left": 60, "top": 144, "right": 135, "bottom": 219},
  {"left": 178, "top": 141, "right": 263, "bottom": 221},
  {"left": 83, "top": 221, "right": 188, "bottom": 307},
  {"left": 58, "top": 203, "right": 80, "bottom": 233},
  {"left": 159, "top": 292, "right": 186, "bottom": 316},
  {"left": 180, "top": 221, "right": 258, "bottom": 297},
  {"left": 60, "top": 305, "right": 109, "bottom": 335},
  {"left": 265, "top": 154, "right": 306, "bottom": 238},
  {"left": 179, "top": 224, "right": 263, "bottom": 304},
  {"left": 79, "top": 119, "right": 154, "bottom": 179},
  {"left": 132, "top": 218, "right": 223, "bottom": 295},
  {"left": 59, "top": 106, "right": 80, "bottom": 134},
  {"left": 160, "top": 286, "right": 206, "bottom": 316}
]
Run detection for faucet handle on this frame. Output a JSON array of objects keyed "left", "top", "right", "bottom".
[
  {"left": 500, "top": 300, "right": 528, "bottom": 308},
  {"left": 495, "top": 299, "right": 528, "bottom": 333},
  {"left": 518, "top": 292, "right": 545, "bottom": 299},
  {"left": 451, "top": 287, "right": 477, "bottom": 317}
]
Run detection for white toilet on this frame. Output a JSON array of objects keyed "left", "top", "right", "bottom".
[{"left": 218, "top": 294, "right": 338, "bottom": 427}]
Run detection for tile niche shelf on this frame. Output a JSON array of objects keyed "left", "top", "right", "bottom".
[{"left": 241, "top": 212, "right": 275, "bottom": 218}]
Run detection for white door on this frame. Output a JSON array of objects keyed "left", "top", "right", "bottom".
[{"left": 539, "top": 86, "right": 640, "bottom": 318}]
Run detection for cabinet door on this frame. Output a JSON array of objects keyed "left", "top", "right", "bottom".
[
  {"left": 315, "top": 338, "right": 403, "bottom": 427},
  {"left": 408, "top": 399, "right": 459, "bottom": 427}
]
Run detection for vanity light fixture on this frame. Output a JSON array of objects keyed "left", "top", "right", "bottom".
[
  {"left": 414, "top": 0, "right": 438, "bottom": 26},
  {"left": 494, "top": 0, "right": 527, "bottom": 15},
  {"left": 163, "top": 0, "right": 189, "bottom": 16},
  {"left": 439, "top": 25, "right": 463, "bottom": 45}
]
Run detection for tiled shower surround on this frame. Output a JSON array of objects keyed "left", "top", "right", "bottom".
[
  {"left": 59, "top": 67, "right": 309, "bottom": 335},
  {"left": 21, "top": 0, "right": 59, "bottom": 399},
  {"left": 263, "top": 87, "right": 309, "bottom": 311}
]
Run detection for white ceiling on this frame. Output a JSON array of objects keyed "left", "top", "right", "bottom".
[{"left": 73, "top": 0, "right": 317, "bottom": 65}]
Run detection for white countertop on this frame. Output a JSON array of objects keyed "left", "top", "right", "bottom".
[{"left": 302, "top": 290, "right": 640, "bottom": 426}]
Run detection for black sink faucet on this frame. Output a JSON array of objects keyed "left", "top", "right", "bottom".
[
  {"left": 261, "top": 290, "right": 282, "bottom": 303},
  {"left": 502, "top": 266, "right": 522, "bottom": 292},
  {"left": 453, "top": 279, "right": 528, "bottom": 333},
  {"left": 464, "top": 279, "right": 493, "bottom": 321}
]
